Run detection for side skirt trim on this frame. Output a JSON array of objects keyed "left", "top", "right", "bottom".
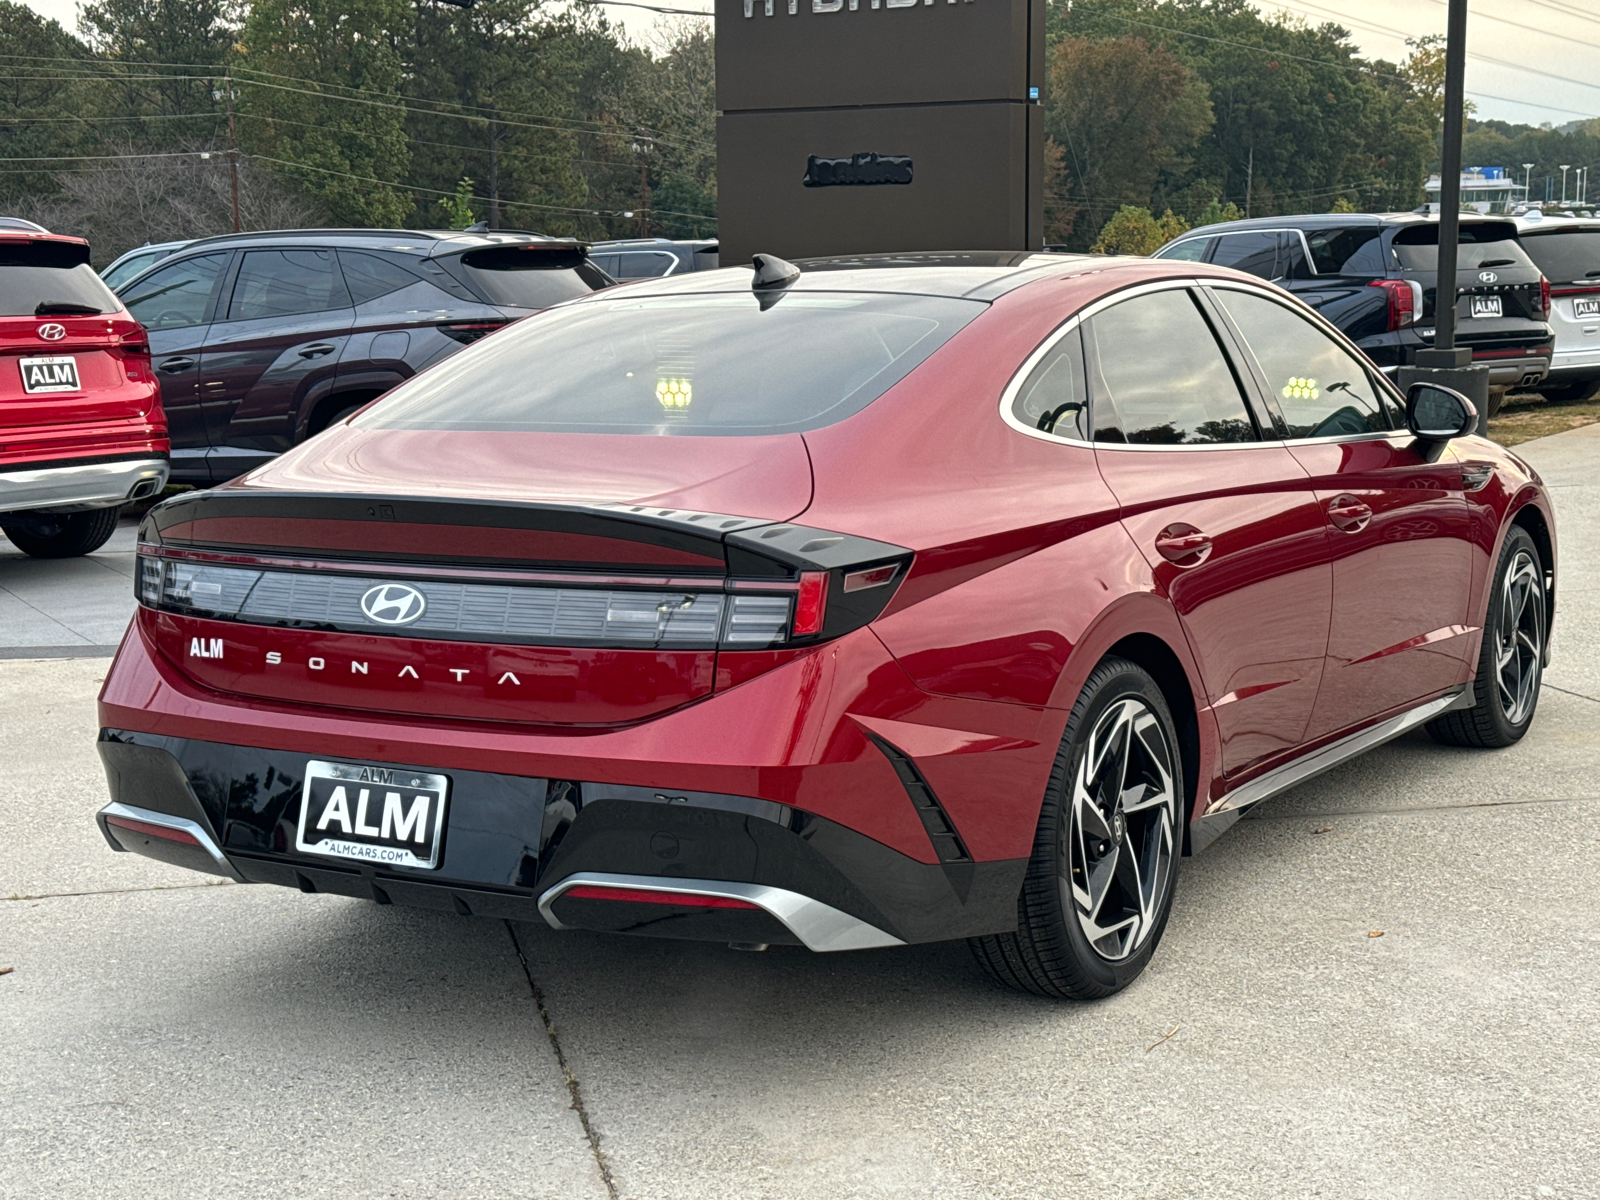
[
  {"left": 539, "top": 871, "right": 906, "bottom": 952},
  {"left": 1190, "top": 687, "right": 1471, "bottom": 854}
]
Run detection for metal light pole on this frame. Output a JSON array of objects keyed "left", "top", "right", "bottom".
[
  {"left": 1402, "top": 0, "right": 1490, "bottom": 431},
  {"left": 1560, "top": 165, "right": 1571, "bottom": 205},
  {"left": 1523, "top": 163, "right": 1534, "bottom": 209}
]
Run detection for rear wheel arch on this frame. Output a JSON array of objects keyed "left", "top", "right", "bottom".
[
  {"left": 1101, "top": 633, "right": 1202, "bottom": 855},
  {"left": 1508, "top": 495, "right": 1556, "bottom": 649}
]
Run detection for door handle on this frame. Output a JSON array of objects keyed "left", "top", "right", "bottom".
[
  {"left": 158, "top": 356, "right": 195, "bottom": 373},
  {"left": 1154, "top": 524, "right": 1213, "bottom": 565},
  {"left": 298, "top": 343, "right": 336, "bottom": 359},
  {"left": 1327, "top": 494, "right": 1372, "bottom": 532}
]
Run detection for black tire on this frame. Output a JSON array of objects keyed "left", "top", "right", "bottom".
[
  {"left": 969, "top": 657, "right": 1184, "bottom": 1000},
  {"left": 1537, "top": 380, "right": 1598, "bottom": 404},
  {"left": 0, "top": 506, "right": 122, "bottom": 558},
  {"left": 1486, "top": 388, "right": 1506, "bottom": 419},
  {"left": 1427, "top": 526, "right": 1545, "bottom": 748}
]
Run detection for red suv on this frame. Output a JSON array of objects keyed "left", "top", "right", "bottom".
[
  {"left": 1, "top": 229, "right": 167, "bottom": 557},
  {"left": 94, "top": 252, "right": 1554, "bottom": 999}
]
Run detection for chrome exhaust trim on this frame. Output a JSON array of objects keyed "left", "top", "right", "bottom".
[
  {"left": 97, "top": 800, "right": 245, "bottom": 882},
  {"left": 538, "top": 871, "right": 905, "bottom": 953}
]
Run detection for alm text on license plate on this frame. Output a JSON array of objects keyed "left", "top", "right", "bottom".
[
  {"left": 1470, "top": 295, "right": 1502, "bottom": 319},
  {"left": 296, "top": 760, "right": 450, "bottom": 869},
  {"left": 19, "top": 355, "right": 81, "bottom": 394}
]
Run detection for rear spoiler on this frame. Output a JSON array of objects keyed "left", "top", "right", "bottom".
[{"left": 0, "top": 236, "right": 92, "bottom": 269}]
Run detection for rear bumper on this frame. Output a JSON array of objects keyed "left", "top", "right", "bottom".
[
  {"left": 95, "top": 728, "right": 1025, "bottom": 948},
  {"left": 0, "top": 454, "right": 167, "bottom": 516}
]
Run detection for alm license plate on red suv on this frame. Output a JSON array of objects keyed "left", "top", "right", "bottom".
[
  {"left": 19, "top": 355, "right": 80, "bottom": 393},
  {"left": 295, "top": 760, "right": 450, "bottom": 869}
]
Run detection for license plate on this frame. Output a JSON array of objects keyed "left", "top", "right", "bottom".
[
  {"left": 1575, "top": 297, "right": 1600, "bottom": 319},
  {"left": 1469, "top": 295, "right": 1502, "bottom": 319},
  {"left": 19, "top": 355, "right": 81, "bottom": 394},
  {"left": 296, "top": 759, "right": 450, "bottom": 869}
]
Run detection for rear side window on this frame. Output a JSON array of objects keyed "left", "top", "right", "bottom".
[
  {"left": 1391, "top": 223, "right": 1536, "bottom": 272},
  {"left": 121, "top": 253, "right": 229, "bottom": 330},
  {"left": 1155, "top": 237, "right": 1211, "bottom": 262},
  {"left": 1215, "top": 288, "right": 1390, "bottom": 439},
  {"left": 1010, "top": 326, "right": 1088, "bottom": 440},
  {"left": 1086, "top": 289, "right": 1257, "bottom": 445},
  {"left": 228, "top": 249, "right": 351, "bottom": 320},
  {"left": 0, "top": 241, "right": 120, "bottom": 317},
  {"left": 615, "top": 251, "right": 678, "bottom": 279},
  {"left": 1519, "top": 229, "right": 1600, "bottom": 285},
  {"left": 338, "top": 251, "right": 426, "bottom": 305},
  {"left": 1305, "top": 227, "right": 1384, "bottom": 275},
  {"left": 445, "top": 245, "right": 610, "bottom": 309},
  {"left": 358, "top": 291, "right": 984, "bottom": 436},
  {"left": 1209, "top": 232, "right": 1284, "bottom": 279}
]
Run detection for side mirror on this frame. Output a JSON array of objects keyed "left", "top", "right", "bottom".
[{"left": 1406, "top": 382, "right": 1478, "bottom": 441}]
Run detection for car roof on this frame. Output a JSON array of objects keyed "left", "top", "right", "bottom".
[
  {"left": 1169, "top": 211, "right": 1515, "bottom": 242},
  {"left": 590, "top": 238, "right": 718, "bottom": 250},
  {"left": 171, "top": 228, "right": 583, "bottom": 256},
  {"left": 1514, "top": 213, "right": 1600, "bottom": 234},
  {"left": 581, "top": 250, "right": 1248, "bottom": 302},
  {"left": 0, "top": 229, "right": 91, "bottom": 251},
  {"left": 0, "top": 217, "right": 50, "bottom": 232}
]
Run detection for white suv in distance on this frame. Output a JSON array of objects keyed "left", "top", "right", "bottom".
[{"left": 1515, "top": 213, "right": 1600, "bottom": 401}]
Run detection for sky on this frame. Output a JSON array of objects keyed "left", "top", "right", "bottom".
[{"left": 14, "top": 0, "right": 1599, "bottom": 131}]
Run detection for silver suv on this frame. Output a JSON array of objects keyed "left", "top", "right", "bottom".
[{"left": 1515, "top": 213, "right": 1600, "bottom": 401}]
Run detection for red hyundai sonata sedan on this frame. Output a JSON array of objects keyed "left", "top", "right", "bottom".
[{"left": 95, "top": 251, "right": 1556, "bottom": 999}]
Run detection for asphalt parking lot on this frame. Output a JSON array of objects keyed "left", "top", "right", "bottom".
[{"left": 4, "top": 425, "right": 1599, "bottom": 1200}]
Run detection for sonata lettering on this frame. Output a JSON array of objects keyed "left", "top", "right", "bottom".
[{"left": 254, "top": 653, "right": 530, "bottom": 685}]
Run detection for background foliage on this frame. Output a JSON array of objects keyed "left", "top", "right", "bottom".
[{"left": 1, "top": 0, "right": 1593, "bottom": 262}]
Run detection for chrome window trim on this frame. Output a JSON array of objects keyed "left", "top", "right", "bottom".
[{"left": 538, "top": 871, "right": 905, "bottom": 952}]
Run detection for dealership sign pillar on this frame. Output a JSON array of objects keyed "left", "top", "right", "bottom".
[{"left": 715, "top": 0, "right": 1046, "bottom": 263}]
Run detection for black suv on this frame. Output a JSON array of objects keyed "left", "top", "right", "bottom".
[
  {"left": 1153, "top": 214, "right": 1553, "bottom": 414},
  {"left": 115, "top": 229, "right": 612, "bottom": 484}
]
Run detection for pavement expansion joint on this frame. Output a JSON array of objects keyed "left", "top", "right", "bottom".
[
  {"left": 1546, "top": 684, "right": 1600, "bottom": 705},
  {"left": 5, "top": 880, "right": 233, "bottom": 903},
  {"left": 505, "top": 920, "right": 620, "bottom": 1200}
]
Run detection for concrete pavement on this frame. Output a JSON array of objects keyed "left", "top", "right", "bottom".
[
  {"left": 0, "top": 518, "right": 138, "bottom": 656},
  {"left": 3, "top": 425, "right": 1598, "bottom": 1199}
]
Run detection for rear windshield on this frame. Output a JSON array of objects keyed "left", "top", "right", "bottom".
[
  {"left": 1518, "top": 229, "right": 1600, "bottom": 284},
  {"left": 1390, "top": 223, "right": 1536, "bottom": 273},
  {"left": 0, "top": 247, "right": 121, "bottom": 317},
  {"left": 358, "top": 290, "right": 985, "bottom": 436},
  {"left": 443, "top": 246, "right": 612, "bottom": 309}
]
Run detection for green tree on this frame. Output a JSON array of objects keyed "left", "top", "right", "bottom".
[
  {"left": 236, "top": 0, "right": 412, "bottom": 226},
  {"left": 1090, "top": 206, "right": 1189, "bottom": 255},
  {"left": 1045, "top": 35, "right": 1212, "bottom": 249},
  {"left": 78, "top": 0, "right": 235, "bottom": 127},
  {"left": 0, "top": 1, "right": 100, "bottom": 205}
]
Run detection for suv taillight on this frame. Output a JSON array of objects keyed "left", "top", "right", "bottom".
[
  {"left": 1369, "top": 279, "right": 1417, "bottom": 332},
  {"left": 117, "top": 330, "right": 152, "bottom": 382},
  {"left": 439, "top": 320, "right": 508, "bottom": 345},
  {"left": 1539, "top": 275, "right": 1551, "bottom": 318}
]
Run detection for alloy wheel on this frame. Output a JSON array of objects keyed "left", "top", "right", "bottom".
[
  {"left": 1063, "top": 697, "right": 1179, "bottom": 962},
  {"left": 1496, "top": 549, "right": 1544, "bottom": 726}
]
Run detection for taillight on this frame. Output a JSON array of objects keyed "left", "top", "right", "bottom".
[
  {"left": 1539, "top": 275, "right": 1551, "bottom": 318},
  {"left": 438, "top": 321, "right": 507, "bottom": 345},
  {"left": 792, "top": 571, "right": 829, "bottom": 637},
  {"left": 1368, "top": 279, "right": 1416, "bottom": 331},
  {"left": 117, "top": 330, "right": 152, "bottom": 382}
]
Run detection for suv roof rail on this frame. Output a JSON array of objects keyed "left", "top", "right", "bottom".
[{"left": 177, "top": 228, "right": 567, "bottom": 252}]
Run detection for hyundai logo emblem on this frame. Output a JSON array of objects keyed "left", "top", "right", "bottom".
[
  {"left": 1478, "top": 270, "right": 1498, "bottom": 284},
  {"left": 37, "top": 323, "right": 66, "bottom": 341},
  {"left": 360, "top": 583, "right": 427, "bottom": 625}
]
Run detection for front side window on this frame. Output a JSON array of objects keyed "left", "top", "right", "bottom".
[
  {"left": 1086, "top": 289, "right": 1257, "bottom": 445},
  {"left": 101, "top": 251, "right": 162, "bottom": 292},
  {"left": 120, "top": 253, "right": 229, "bottom": 330},
  {"left": 228, "top": 249, "right": 351, "bottom": 321},
  {"left": 1011, "top": 325, "right": 1088, "bottom": 440},
  {"left": 358, "top": 291, "right": 985, "bottom": 436},
  {"left": 1214, "top": 288, "right": 1390, "bottom": 439}
]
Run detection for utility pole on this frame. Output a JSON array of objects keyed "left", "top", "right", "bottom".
[
  {"left": 1522, "top": 163, "right": 1534, "bottom": 208},
  {"left": 214, "top": 71, "right": 241, "bottom": 233},
  {"left": 1402, "top": 0, "right": 1489, "bottom": 431},
  {"left": 1244, "top": 146, "right": 1254, "bottom": 219},
  {"left": 634, "top": 134, "right": 654, "bottom": 238},
  {"left": 487, "top": 111, "right": 501, "bottom": 231},
  {"left": 1560, "top": 164, "right": 1571, "bottom": 205}
]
